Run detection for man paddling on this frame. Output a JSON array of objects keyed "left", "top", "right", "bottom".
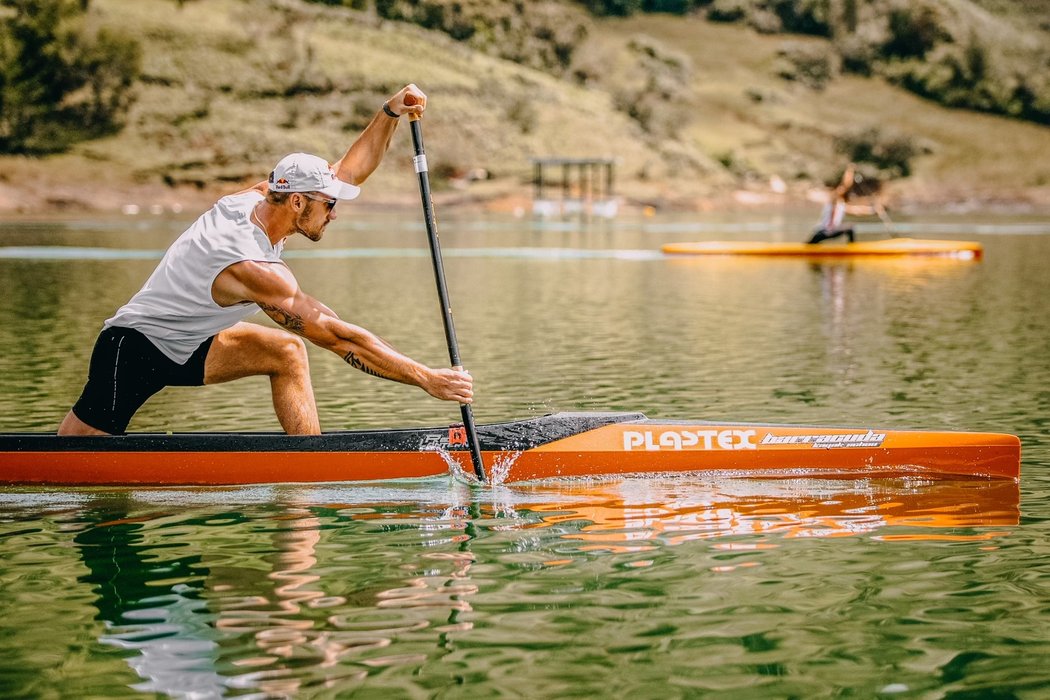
[{"left": 58, "top": 84, "right": 473, "bottom": 436}]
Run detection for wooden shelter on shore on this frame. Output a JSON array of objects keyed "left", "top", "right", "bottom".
[{"left": 531, "top": 157, "right": 619, "bottom": 218}]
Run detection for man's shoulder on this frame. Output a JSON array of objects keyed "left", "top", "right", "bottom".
[
  {"left": 182, "top": 190, "right": 277, "bottom": 262},
  {"left": 215, "top": 190, "right": 265, "bottom": 211},
  {"left": 202, "top": 191, "right": 265, "bottom": 234}
]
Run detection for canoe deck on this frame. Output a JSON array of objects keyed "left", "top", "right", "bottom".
[
  {"left": 661, "top": 238, "right": 982, "bottom": 258},
  {"left": 0, "top": 412, "right": 1020, "bottom": 485}
]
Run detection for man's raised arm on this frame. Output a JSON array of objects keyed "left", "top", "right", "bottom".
[
  {"left": 332, "top": 84, "right": 427, "bottom": 187},
  {"left": 231, "top": 84, "right": 426, "bottom": 196}
]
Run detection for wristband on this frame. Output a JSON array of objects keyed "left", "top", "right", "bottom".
[{"left": 382, "top": 102, "right": 399, "bottom": 119}]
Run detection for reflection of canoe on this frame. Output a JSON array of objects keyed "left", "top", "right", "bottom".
[
  {"left": 0, "top": 412, "right": 1019, "bottom": 485},
  {"left": 661, "top": 238, "right": 982, "bottom": 258},
  {"left": 534, "top": 478, "right": 1020, "bottom": 547}
]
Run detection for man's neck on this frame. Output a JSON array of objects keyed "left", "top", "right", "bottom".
[{"left": 252, "top": 201, "right": 295, "bottom": 246}]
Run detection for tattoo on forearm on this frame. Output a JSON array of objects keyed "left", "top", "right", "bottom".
[
  {"left": 259, "top": 303, "right": 305, "bottom": 335},
  {"left": 343, "top": 350, "right": 390, "bottom": 379}
]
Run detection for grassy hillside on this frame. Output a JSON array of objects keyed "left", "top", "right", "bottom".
[
  {"left": 606, "top": 13, "right": 1050, "bottom": 204},
  {"left": 1, "top": 0, "right": 1049, "bottom": 215}
]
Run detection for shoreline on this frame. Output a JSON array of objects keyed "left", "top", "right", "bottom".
[{"left": 2, "top": 178, "right": 1050, "bottom": 221}]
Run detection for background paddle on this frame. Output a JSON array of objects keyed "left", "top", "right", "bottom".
[
  {"left": 406, "top": 108, "right": 487, "bottom": 482},
  {"left": 873, "top": 202, "right": 902, "bottom": 237}
]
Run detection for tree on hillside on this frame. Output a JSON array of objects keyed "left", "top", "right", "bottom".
[{"left": 0, "top": 0, "right": 141, "bottom": 154}]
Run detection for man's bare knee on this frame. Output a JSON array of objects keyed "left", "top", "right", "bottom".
[
  {"left": 205, "top": 324, "right": 312, "bottom": 385},
  {"left": 272, "top": 333, "right": 310, "bottom": 375}
]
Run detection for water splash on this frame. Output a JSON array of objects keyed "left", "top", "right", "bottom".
[
  {"left": 428, "top": 447, "right": 522, "bottom": 487},
  {"left": 485, "top": 451, "right": 522, "bottom": 486},
  {"left": 431, "top": 448, "right": 480, "bottom": 486}
]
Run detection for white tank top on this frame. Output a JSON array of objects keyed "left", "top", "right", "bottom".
[
  {"left": 818, "top": 200, "right": 846, "bottom": 230},
  {"left": 106, "top": 191, "right": 285, "bottom": 363}
]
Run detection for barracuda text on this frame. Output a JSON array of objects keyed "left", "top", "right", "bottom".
[{"left": 760, "top": 431, "right": 886, "bottom": 448}]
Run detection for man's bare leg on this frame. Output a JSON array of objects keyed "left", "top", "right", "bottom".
[
  {"left": 58, "top": 411, "right": 110, "bottom": 436},
  {"left": 205, "top": 322, "right": 320, "bottom": 435}
]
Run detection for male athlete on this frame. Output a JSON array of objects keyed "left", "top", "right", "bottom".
[{"left": 58, "top": 84, "right": 473, "bottom": 436}]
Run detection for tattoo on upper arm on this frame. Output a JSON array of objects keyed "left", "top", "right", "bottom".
[
  {"left": 343, "top": 350, "right": 390, "bottom": 379},
  {"left": 259, "top": 303, "right": 306, "bottom": 335}
]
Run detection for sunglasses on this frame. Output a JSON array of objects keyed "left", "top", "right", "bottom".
[{"left": 301, "top": 192, "right": 337, "bottom": 211}]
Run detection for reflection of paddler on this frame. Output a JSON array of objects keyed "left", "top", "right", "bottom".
[
  {"left": 807, "top": 164, "right": 890, "bottom": 244},
  {"left": 74, "top": 502, "right": 223, "bottom": 696}
]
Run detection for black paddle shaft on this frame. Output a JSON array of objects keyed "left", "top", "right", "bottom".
[{"left": 407, "top": 116, "right": 487, "bottom": 481}]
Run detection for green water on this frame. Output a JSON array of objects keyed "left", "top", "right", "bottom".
[{"left": 0, "top": 213, "right": 1048, "bottom": 697}]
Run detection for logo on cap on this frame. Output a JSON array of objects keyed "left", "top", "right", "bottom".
[{"left": 268, "top": 152, "right": 362, "bottom": 200}]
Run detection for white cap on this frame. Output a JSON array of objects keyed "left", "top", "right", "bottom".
[{"left": 268, "top": 153, "right": 361, "bottom": 200}]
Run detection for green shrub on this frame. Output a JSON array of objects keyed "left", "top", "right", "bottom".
[
  {"left": 0, "top": 0, "right": 141, "bottom": 153},
  {"left": 707, "top": 0, "right": 748, "bottom": 23},
  {"left": 1005, "top": 74, "right": 1050, "bottom": 125},
  {"left": 842, "top": 0, "right": 857, "bottom": 32},
  {"left": 838, "top": 34, "right": 875, "bottom": 75},
  {"left": 579, "top": 0, "right": 643, "bottom": 15},
  {"left": 611, "top": 35, "right": 693, "bottom": 136},
  {"left": 769, "top": 0, "right": 832, "bottom": 37},
  {"left": 881, "top": 4, "right": 947, "bottom": 59},
  {"left": 505, "top": 94, "right": 539, "bottom": 134},
  {"left": 579, "top": 0, "right": 709, "bottom": 16},
  {"left": 643, "top": 0, "right": 701, "bottom": 13},
  {"left": 774, "top": 41, "right": 837, "bottom": 89},
  {"left": 706, "top": 0, "right": 832, "bottom": 35},
  {"left": 834, "top": 126, "right": 922, "bottom": 178}
]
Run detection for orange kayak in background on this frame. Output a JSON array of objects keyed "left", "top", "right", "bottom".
[
  {"left": 0, "top": 412, "right": 1020, "bottom": 485},
  {"left": 661, "top": 238, "right": 982, "bottom": 258}
]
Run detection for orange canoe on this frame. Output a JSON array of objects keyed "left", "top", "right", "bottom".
[
  {"left": 661, "top": 238, "right": 982, "bottom": 258},
  {"left": 0, "top": 412, "right": 1019, "bottom": 485}
]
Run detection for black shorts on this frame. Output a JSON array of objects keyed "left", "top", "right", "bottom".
[
  {"left": 807, "top": 226, "right": 855, "bottom": 244},
  {"left": 72, "top": 326, "right": 215, "bottom": 435}
]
